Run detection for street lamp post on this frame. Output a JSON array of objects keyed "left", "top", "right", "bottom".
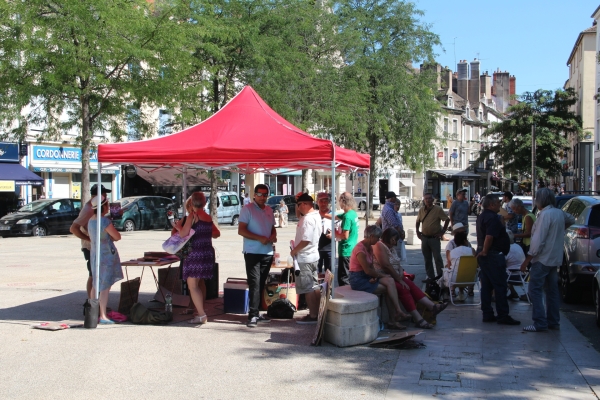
[{"left": 532, "top": 124, "right": 536, "bottom": 198}]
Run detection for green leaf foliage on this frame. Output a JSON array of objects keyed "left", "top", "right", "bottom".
[{"left": 479, "top": 88, "right": 582, "bottom": 179}]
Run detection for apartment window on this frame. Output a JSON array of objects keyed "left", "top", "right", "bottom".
[
  {"left": 479, "top": 110, "right": 483, "bottom": 121},
  {"left": 443, "top": 118, "right": 449, "bottom": 133},
  {"left": 158, "top": 109, "right": 172, "bottom": 136},
  {"left": 452, "top": 119, "right": 458, "bottom": 140},
  {"left": 448, "top": 96, "right": 453, "bottom": 108},
  {"left": 465, "top": 106, "right": 470, "bottom": 119},
  {"left": 127, "top": 106, "right": 141, "bottom": 141},
  {"left": 444, "top": 148, "right": 449, "bottom": 166},
  {"left": 452, "top": 148, "right": 458, "bottom": 168},
  {"left": 469, "top": 125, "right": 473, "bottom": 142}
]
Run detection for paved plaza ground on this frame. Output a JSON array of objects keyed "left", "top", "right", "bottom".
[{"left": 1, "top": 212, "right": 599, "bottom": 399}]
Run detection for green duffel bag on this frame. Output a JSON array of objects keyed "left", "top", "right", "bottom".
[{"left": 129, "top": 302, "right": 172, "bottom": 325}]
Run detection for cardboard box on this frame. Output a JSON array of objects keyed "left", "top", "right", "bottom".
[{"left": 224, "top": 278, "right": 250, "bottom": 314}]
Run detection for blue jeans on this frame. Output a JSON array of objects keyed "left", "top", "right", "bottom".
[
  {"left": 528, "top": 261, "right": 560, "bottom": 330},
  {"left": 478, "top": 251, "right": 509, "bottom": 319}
]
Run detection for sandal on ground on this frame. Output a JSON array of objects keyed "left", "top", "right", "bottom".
[
  {"left": 188, "top": 315, "right": 208, "bottom": 324},
  {"left": 415, "top": 319, "right": 434, "bottom": 329},
  {"left": 523, "top": 325, "right": 547, "bottom": 332},
  {"left": 432, "top": 302, "right": 448, "bottom": 316},
  {"left": 385, "top": 322, "right": 407, "bottom": 330},
  {"left": 396, "top": 313, "right": 412, "bottom": 322}
]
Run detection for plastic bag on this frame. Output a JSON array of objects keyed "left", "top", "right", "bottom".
[{"left": 162, "top": 229, "right": 195, "bottom": 254}]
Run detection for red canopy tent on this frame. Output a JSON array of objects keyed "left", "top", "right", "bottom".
[
  {"left": 94, "top": 86, "right": 371, "bottom": 300},
  {"left": 98, "top": 86, "right": 369, "bottom": 173}
]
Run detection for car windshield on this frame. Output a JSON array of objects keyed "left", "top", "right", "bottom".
[
  {"left": 18, "top": 200, "right": 53, "bottom": 213},
  {"left": 113, "top": 198, "right": 132, "bottom": 207}
]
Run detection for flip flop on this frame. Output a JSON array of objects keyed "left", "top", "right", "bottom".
[
  {"left": 415, "top": 319, "right": 434, "bottom": 329},
  {"left": 432, "top": 302, "right": 448, "bottom": 316}
]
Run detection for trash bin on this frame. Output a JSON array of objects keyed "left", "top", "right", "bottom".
[{"left": 406, "top": 228, "right": 421, "bottom": 246}]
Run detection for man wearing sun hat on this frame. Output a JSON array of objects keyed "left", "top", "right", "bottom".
[{"left": 69, "top": 184, "right": 111, "bottom": 299}]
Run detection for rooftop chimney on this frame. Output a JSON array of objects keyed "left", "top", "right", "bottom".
[{"left": 457, "top": 60, "right": 469, "bottom": 101}]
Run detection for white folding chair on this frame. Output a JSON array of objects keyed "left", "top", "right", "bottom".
[
  {"left": 448, "top": 256, "right": 481, "bottom": 306},
  {"left": 507, "top": 268, "right": 531, "bottom": 305}
]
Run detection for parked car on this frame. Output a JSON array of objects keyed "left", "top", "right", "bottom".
[
  {"left": 0, "top": 198, "right": 82, "bottom": 237},
  {"left": 110, "top": 196, "right": 177, "bottom": 231},
  {"left": 594, "top": 270, "right": 600, "bottom": 327},
  {"left": 204, "top": 191, "right": 242, "bottom": 225},
  {"left": 560, "top": 196, "right": 600, "bottom": 303},
  {"left": 532, "top": 194, "right": 578, "bottom": 214},
  {"left": 353, "top": 192, "right": 380, "bottom": 210},
  {"left": 266, "top": 195, "right": 297, "bottom": 221}
]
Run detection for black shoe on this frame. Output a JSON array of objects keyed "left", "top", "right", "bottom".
[
  {"left": 482, "top": 315, "right": 497, "bottom": 323},
  {"left": 468, "top": 288, "right": 474, "bottom": 297},
  {"left": 257, "top": 314, "right": 271, "bottom": 323},
  {"left": 497, "top": 316, "right": 520, "bottom": 325},
  {"left": 247, "top": 316, "right": 258, "bottom": 328},
  {"left": 519, "top": 295, "right": 529, "bottom": 302}
]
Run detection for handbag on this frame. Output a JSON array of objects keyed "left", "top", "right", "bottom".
[
  {"left": 162, "top": 228, "right": 195, "bottom": 254},
  {"left": 266, "top": 298, "right": 296, "bottom": 319}
]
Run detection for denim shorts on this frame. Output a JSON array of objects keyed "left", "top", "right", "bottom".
[{"left": 349, "top": 270, "right": 379, "bottom": 293}]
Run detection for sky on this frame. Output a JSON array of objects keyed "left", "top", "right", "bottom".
[{"left": 414, "top": 0, "right": 600, "bottom": 96}]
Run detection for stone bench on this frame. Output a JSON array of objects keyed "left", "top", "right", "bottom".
[{"left": 324, "top": 285, "right": 380, "bottom": 347}]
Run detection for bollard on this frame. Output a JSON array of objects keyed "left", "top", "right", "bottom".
[{"left": 406, "top": 228, "right": 421, "bottom": 246}]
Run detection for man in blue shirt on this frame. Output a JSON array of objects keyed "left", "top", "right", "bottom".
[
  {"left": 381, "top": 191, "right": 405, "bottom": 258},
  {"left": 238, "top": 184, "right": 277, "bottom": 327}
]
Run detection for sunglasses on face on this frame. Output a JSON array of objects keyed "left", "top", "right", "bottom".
[{"left": 255, "top": 192, "right": 268, "bottom": 197}]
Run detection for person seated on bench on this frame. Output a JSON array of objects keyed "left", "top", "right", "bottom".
[
  {"left": 440, "top": 227, "right": 476, "bottom": 301},
  {"left": 505, "top": 230, "right": 526, "bottom": 300},
  {"left": 348, "top": 225, "right": 409, "bottom": 330},
  {"left": 373, "top": 228, "right": 448, "bottom": 329}
]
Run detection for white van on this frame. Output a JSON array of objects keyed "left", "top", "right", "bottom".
[{"left": 204, "top": 191, "right": 242, "bottom": 225}]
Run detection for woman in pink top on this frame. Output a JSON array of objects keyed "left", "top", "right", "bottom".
[{"left": 349, "top": 225, "right": 409, "bottom": 329}]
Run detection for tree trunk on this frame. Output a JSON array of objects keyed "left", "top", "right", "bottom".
[
  {"left": 302, "top": 169, "right": 310, "bottom": 193},
  {"left": 81, "top": 97, "right": 92, "bottom": 205},
  {"left": 209, "top": 170, "right": 219, "bottom": 226},
  {"left": 366, "top": 130, "right": 378, "bottom": 219}
]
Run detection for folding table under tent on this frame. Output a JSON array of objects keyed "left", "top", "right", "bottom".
[{"left": 95, "top": 85, "right": 371, "bottom": 299}]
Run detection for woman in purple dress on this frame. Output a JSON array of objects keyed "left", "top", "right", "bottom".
[{"left": 176, "top": 192, "right": 220, "bottom": 324}]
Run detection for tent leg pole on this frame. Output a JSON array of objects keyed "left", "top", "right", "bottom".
[
  {"left": 331, "top": 161, "right": 336, "bottom": 299},
  {"left": 366, "top": 172, "right": 370, "bottom": 226},
  {"left": 182, "top": 167, "right": 188, "bottom": 205},
  {"left": 95, "top": 163, "right": 102, "bottom": 301}
]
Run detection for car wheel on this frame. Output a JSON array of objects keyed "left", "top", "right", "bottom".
[
  {"left": 596, "top": 285, "right": 600, "bottom": 328},
  {"left": 560, "top": 263, "right": 577, "bottom": 304},
  {"left": 32, "top": 225, "right": 47, "bottom": 237},
  {"left": 0, "top": 233, "right": 7, "bottom": 238},
  {"left": 124, "top": 220, "right": 135, "bottom": 232},
  {"left": 231, "top": 215, "right": 239, "bottom": 226}
]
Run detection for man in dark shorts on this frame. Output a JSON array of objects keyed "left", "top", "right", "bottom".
[{"left": 69, "top": 184, "right": 110, "bottom": 299}]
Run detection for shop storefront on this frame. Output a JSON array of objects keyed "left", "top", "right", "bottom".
[
  {"left": 30, "top": 144, "right": 120, "bottom": 200},
  {"left": 0, "top": 142, "right": 44, "bottom": 216},
  {"left": 426, "top": 169, "right": 484, "bottom": 207}
]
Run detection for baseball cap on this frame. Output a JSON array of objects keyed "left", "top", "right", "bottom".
[
  {"left": 90, "top": 195, "right": 108, "bottom": 209},
  {"left": 317, "top": 192, "right": 330, "bottom": 201},
  {"left": 456, "top": 188, "right": 467, "bottom": 196},
  {"left": 452, "top": 222, "right": 466, "bottom": 233},
  {"left": 90, "top": 184, "right": 111, "bottom": 195},
  {"left": 296, "top": 193, "right": 314, "bottom": 204},
  {"left": 385, "top": 191, "right": 397, "bottom": 199}
]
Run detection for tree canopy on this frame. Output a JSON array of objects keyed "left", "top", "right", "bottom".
[{"left": 478, "top": 88, "right": 583, "bottom": 179}]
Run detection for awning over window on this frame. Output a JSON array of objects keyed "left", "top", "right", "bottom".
[
  {"left": 399, "top": 179, "right": 415, "bottom": 187},
  {"left": 429, "top": 169, "right": 481, "bottom": 178},
  {"left": 0, "top": 163, "right": 43, "bottom": 185}
]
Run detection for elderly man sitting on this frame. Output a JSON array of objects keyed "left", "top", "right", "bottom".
[{"left": 505, "top": 231, "right": 526, "bottom": 300}]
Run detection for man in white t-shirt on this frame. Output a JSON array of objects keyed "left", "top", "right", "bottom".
[{"left": 290, "top": 193, "right": 322, "bottom": 324}]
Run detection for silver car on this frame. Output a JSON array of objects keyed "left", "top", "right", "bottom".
[{"left": 561, "top": 196, "right": 600, "bottom": 303}]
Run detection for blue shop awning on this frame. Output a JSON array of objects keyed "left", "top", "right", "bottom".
[{"left": 0, "top": 163, "right": 44, "bottom": 185}]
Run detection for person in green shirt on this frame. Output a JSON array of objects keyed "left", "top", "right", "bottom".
[{"left": 335, "top": 192, "right": 359, "bottom": 286}]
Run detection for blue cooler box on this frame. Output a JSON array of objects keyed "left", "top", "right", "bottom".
[{"left": 224, "top": 278, "right": 250, "bottom": 314}]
